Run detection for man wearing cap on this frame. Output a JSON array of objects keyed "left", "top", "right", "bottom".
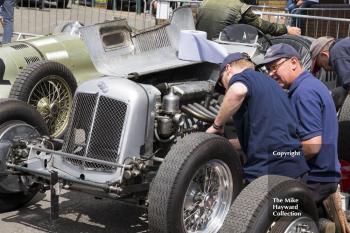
[
  {"left": 262, "top": 43, "right": 345, "bottom": 233},
  {"left": 310, "top": 36, "right": 350, "bottom": 95},
  {"left": 196, "top": 0, "right": 301, "bottom": 40},
  {"left": 206, "top": 52, "right": 309, "bottom": 183}
]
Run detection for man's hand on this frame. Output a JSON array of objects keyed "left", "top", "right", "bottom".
[
  {"left": 229, "top": 138, "right": 241, "bottom": 151},
  {"left": 0, "top": 16, "right": 3, "bottom": 27},
  {"left": 206, "top": 125, "right": 224, "bottom": 135},
  {"left": 287, "top": 26, "right": 301, "bottom": 36}
]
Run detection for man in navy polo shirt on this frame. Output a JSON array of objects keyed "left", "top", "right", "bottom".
[
  {"left": 206, "top": 52, "right": 309, "bottom": 183},
  {"left": 310, "top": 37, "right": 350, "bottom": 118},
  {"left": 310, "top": 36, "right": 350, "bottom": 95},
  {"left": 262, "top": 44, "right": 345, "bottom": 232},
  {"left": 261, "top": 43, "right": 341, "bottom": 202}
]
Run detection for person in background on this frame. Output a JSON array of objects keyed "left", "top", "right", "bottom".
[
  {"left": 301, "top": 0, "right": 319, "bottom": 8},
  {"left": 286, "top": 0, "right": 303, "bottom": 13},
  {"left": 290, "top": 0, "right": 319, "bottom": 30},
  {"left": 0, "top": 0, "right": 14, "bottom": 44},
  {"left": 310, "top": 36, "right": 350, "bottom": 95},
  {"left": 206, "top": 52, "right": 309, "bottom": 183},
  {"left": 196, "top": 0, "right": 301, "bottom": 40},
  {"left": 287, "top": 0, "right": 319, "bottom": 13}
]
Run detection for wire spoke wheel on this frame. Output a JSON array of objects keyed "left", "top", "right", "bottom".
[
  {"left": 219, "top": 175, "right": 319, "bottom": 233},
  {"left": 268, "top": 216, "right": 319, "bottom": 233},
  {"left": 9, "top": 60, "right": 77, "bottom": 139},
  {"left": 148, "top": 133, "right": 243, "bottom": 233},
  {"left": 0, "top": 100, "right": 48, "bottom": 212},
  {"left": 182, "top": 160, "right": 233, "bottom": 233},
  {"left": 0, "top": 121, "right": 39, "bottom": 193},
  {"left": 28, "top": 75, "right": 73, "bottom": 138}
]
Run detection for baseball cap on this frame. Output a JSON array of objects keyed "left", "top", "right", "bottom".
[
  {"left": 258, "top": 43, "right": 301, "bottom": 66},
  {"left": 310, "top": 36, "right": 334, "bottom": 74},
  {"left": 220, "top": 52, "right": 251, "bottom": 73},
  {"left": 215, "top": 52, "right": 251, "bottom": 94}
]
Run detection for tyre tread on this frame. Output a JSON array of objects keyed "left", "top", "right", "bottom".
[
  {"left": 219, "top": 175, "right": 317, "bottom": 233},
  {"left": 148, "top": 133, "right": 241, "bottom": 233}
]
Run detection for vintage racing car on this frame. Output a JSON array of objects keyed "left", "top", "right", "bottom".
[
  {"left": 0, "top": 4, "right": 318, "bottom": 140},
  {"left": 0, "top": 21, "right": 98, "bottom": 138},
  {"left": 0, "top": 6, "right": 349, "bottom": 233}
]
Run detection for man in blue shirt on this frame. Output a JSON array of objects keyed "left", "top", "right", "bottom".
[
  {"left": 206, "top": 52, "right": 309, "bottom": 183},
  {"left": 262, "top": 43, "right": 341, "bottom": 201},
  {"left": 261, "top": 43, "right": 343, "bottom": 232},
  {"left": 310, "top": 36, "right": 350, "bottom": 94}
]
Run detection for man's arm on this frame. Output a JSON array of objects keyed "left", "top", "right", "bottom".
[
  {"left": 294, "top": 94, "right": 323, "bottom": 160},
  {"left": 242, "top": 8, "right": 301, "bottom": 36},
  {"left": 333, "top": 58, "right": 350, "bottom": 93},
  {"left": 206, "top": 82, "right": 247, "bottom": 134},
  {"left": 302, "top": 135, "right": 322, "bottom": 160}
]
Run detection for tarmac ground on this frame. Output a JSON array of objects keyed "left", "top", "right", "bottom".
[{"left": 0, "top": 190, "right": 149, "bottom": 233}]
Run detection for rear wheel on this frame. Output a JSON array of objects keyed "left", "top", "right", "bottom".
[
  {"left": 0, "top": 99, "right": 48, "bottom": 212},
  {"left": 269, "top": 216, "right": 319, "bottom": 233},
  {"left": 219, "top": 175, "right": 319, "bottom": 233},
  {"left": 148, "top": 133, "right": 243, "bottom": 233}
]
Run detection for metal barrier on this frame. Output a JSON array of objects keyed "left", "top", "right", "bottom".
[
  {"left": 251, "top": 5, "right": 286, "bottom": 13},
  {"left": 149, "top": 0, "right": 201, "bottom": 20},
  {"left": 6, "top": 1, "right": 350, "bottom": 41},
  {"left": 291, "top": 7, "right": 350, "bottom": 38},
  {"left": 254, "top": 11, "right": 350, "bottom": 39},
  {"left": 0, "top": 0, "right": 202, "bottom": 40},
  {"left": 3, "top": 0, "right": 158, "bottom": 38},
  {"left": 292, "top": 7, "right": 350, "bottom": 18}
]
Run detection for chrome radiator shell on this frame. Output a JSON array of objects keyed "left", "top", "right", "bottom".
[
  {"left": 53, "top": 77, "right": 160, "bottom": 184},
  {"left": 63, "top": 93, "right": 128, "bottom": 171}
]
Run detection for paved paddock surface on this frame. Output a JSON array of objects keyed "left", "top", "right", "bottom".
[{"left": 0, "top": 190, "right": 149, "bottom": 233}]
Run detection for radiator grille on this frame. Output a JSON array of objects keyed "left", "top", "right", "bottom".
[
  {"left": 63, "top": 93, "right": 127, "bottom": 171},
  {"left": 133, "top": 26, "right": 171, "bottom": 53},
  {"left": 10, "top": 43, "right": 29, "bottom": 50},
  {"left": 24, "top": 56, "right": 40, "bottom": 65}
]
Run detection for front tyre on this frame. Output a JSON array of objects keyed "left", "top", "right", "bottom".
[
  {"left": 0, "top": 99, "right": 49, "bottom": 212},
  {"left": 148, "top": 133, "right": 243, "bottom": 233}
]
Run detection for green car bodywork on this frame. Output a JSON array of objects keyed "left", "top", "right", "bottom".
[{"left": 0, "top": 33, "right": 99, "bottom": 99}]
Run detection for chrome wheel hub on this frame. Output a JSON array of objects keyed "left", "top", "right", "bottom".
[
  {"left": 182, "top": 160, "right": 233, "bottom": 233},
  {"left": 203, "top": 194, "right": 215, "bottom": 209},
  {"left": 28, "top": 75, "right": 73, "bottom": 137},
  {"left": 269, "top": 216, "right": 319, "bottom": 233},
  {"left": 0, "top": 122, "right": 39, "bottom": 193},
  {"left": 284, "top": 216, "right": 318, "bottom": 233},
  {"left": 49, "top": 102, "right": 59, "bottom": 116}
]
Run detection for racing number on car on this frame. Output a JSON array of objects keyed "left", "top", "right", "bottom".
[{"left": 0, "top": 59, "right": 10, "bottom": 85}]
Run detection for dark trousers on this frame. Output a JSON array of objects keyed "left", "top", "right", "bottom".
[
  {"left": 307, "top": 181, "right": 338, "bottom": 204},
  {"left": 295, "top": 2, "right": 317, "bottom": 34}
]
